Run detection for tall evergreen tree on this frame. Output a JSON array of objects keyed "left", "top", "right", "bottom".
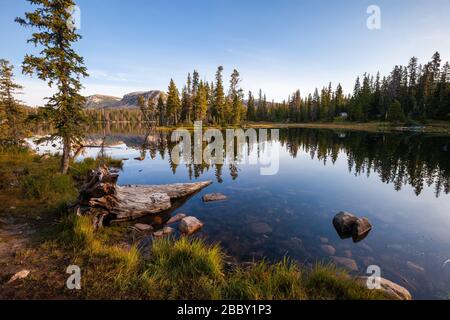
[
  {"left": 192, "top": 70, "right": 200, "bottom": 120},
  {"left": 212, "top": 66, "right": 226, "bottom": 124},
  {"left": 16, "top": 0, "right": 88, "bottom": 173},
  {"left": 229, "top": 69, "right": 243, "bottom": 124},
  {"left": 181, "top": 84, "right": 193, "bottom": 124},
  {"left": 334, "top": 83, "right": 345, "bottom": 115},
  {"left": 166, "top": 79, "right": 181, "bottom": 125},
  {"left": 0, "top": 59, "right": 26, "bottom": 144},
  {"left": 194, "top": 81, "right": 208, "bottom": 122},
  {"left": 157, "top": 94, "right": 166, "bottom": 126},
  {"left": 247, "top": 91, "right": 255, "bottom": 121}
]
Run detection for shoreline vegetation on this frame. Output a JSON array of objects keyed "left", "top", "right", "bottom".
[
  {"left": 85, "top": 120, "right": 450, "bottom": 134},
  {"left": 0, "top": 146, "right": 398, "bottom": 300}
]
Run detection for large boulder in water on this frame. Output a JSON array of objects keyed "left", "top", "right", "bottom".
[
  {"left": 358, "top": 277, "right": 412, "bottom": 300},
  {"left": 179, "top": 216, "right": 204, "bottom": 235},
  {"left": 202, "top": 193, "right": 228, "bottom": 202},
  {"left": 333, "top": 212, "right": 358, "bottom": 238},
  {"left": 352, "top": 217, "right": 372, "bottom": 242},
  {"left": 333, "top": 211, "right": 372, "bottom": 243}
]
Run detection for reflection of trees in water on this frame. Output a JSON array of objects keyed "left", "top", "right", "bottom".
[
  {"left": 278, "top": 129, "right": 450, "bottom": 197},
  {"left": 84, "top": 126, "right": 449, "bottom": 196}
]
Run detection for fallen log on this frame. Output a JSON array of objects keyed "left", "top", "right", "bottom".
[{"left": 76, "top": 165, "right": 212, "bottom": 228}]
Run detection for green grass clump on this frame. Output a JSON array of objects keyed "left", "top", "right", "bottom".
[
  {"left": 304, "top": 263, "right": 389, "bottom": 300},
  {"left": 144, "top": 237, "right": 225, "bottom": 299},
  {"left": 21, "top": 170, "right": 76, "bottom": 201},
  {"left": 224, "top": 259, "right": 305, "bottom": 300},
  {"left": 58, "top": 215, "right": 145, "bottom": 299}
]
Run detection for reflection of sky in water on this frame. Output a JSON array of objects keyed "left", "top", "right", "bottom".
[{"left": 29, "top": 131, "right": 450, "bottom": 299}]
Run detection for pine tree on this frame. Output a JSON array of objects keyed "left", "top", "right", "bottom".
[
  {"left": 181, "top": 84, "right": 193, "bottom": 124},
  {"left": 194, "top": 81, "right": 208, "bottom": 122},
  {"left": 387, "top": 100, "right": 406, "bottom": 123},
  {"left": 0, "top": 59, "right": 26, "bottom": 144},
  {"left": 166, "top": 79, "right": 181, "bottom": 126},
  {"left": 192, "top": 70, "right": 200, "bottom": 120},
  {"left": 212, "top": 66, "right": 225, "bottom": 124},
  {"left": 157, "top": 94, "right": 166, "bottom": 126},
  {"left": 437, "top": 62, "right": 450, "bottom": 118},
  {"left": 229, "top": 69, "right": 243, "bottom": 125},
  {"left": 312, "top": 88, "right": 320, "bottom": 121},
  {"left": 407, "top": 57, "right": 419, "bottom": 116},
  {"left": 247, "top": 91, "right": 255, "bottom": 121},
  {"left": 334, "top": 83, "right": 345, "bottom": 115},
  {"left": 16, "top": 0, "right": 88, "bottom": 173},
  {"left": 371, "top": 73, "right": 381, "bottom": 118}
]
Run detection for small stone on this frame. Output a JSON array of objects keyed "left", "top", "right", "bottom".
[
  {"left": 134, "top": 223, "right": 153, "bottom": 232},
  {"left": 362, "top": 256, "right": 375, "bottom": 266},
  {"left": 7, "top": 270, "right": 30, "bottom": 284},
  {"left": 167, "top": 213, "right": 187, "bottom": 225},
  {"left": 250, "top": 222, "right": 273, "bottom": 234},
  {"left": 319, "top": 237, "right": 329, "bottom": 244},
  {"left": 332, "top": 256, "right": 359, "bottom": 272},
  {"left": 321, "top": 245, "right": 336, "bottom": 256},
  {"left": 202, "top": 193, "right": 228, "bottom": 202},
  {"left": 344, "top": 250, "right": 353, "bottom": 258},
  {"left": 352, "top": 217, "right": 372, "bottom": 243},
  {"left": 407, "top": 261, "right": 425, "bottom": 273},
  {"left": 153, "top": 227, "right": 175, "bottom": 237},
  {"left": 357, "top": 277, "right": 412, "bottom": 300},
  {"left": 333, "top": 212, "right": 358, "bottom": 239},
  {"left": 290, "top": 237, "right": 302, "bottom": 246},
  {"left": 179, "top": 217, "right": 204, "bottom": 235}
]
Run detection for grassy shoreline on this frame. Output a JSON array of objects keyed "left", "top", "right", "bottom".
[
  {"left": 243, "top": 120, "right": 450, "bottom": 134},
  {"left": 0, "top": 146, "right": 395, "bottom": 300}
]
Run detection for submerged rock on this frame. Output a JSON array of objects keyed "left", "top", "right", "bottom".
[
  {"left": 153, "top": 227, "right": 175, "bottom": 237},
  {"left": 8, "top": 270, "right": 30, "bottom": 284},
  {"left": 321, "top": 245, "right": 336, "bottom": 256},
  {"left": 179, "top": 217, "right": 204, "bottom": 235},
  {"left": 344, "top": 250, "right": 353, "bottom": 258},
  {"left": 319, "top": 237, "right": 329, "bottom": 244},
  {"left": 358, "top": 277, "right": 412, "bottom": 300},
  {"left": 134, "top": 223, "right": 153, "bottom": 232},
  {"left": 333, "top": 212, "right": 358, "bottom": 239},
  {"left": 332, "top": 256, "right": 359, "bottom": 272},
  {"left": 407, "top": 261, "right": 425, "bottom": 273},
  {"left": 250, "top": 222, "right": 273, "bottom": 235},
  {"left": 352, "top": 218, "right": 372, "bottom": 242},
  {"left": 202, "top": 193, "right": 228, "bottom": 202},
  {"left": 167, "top": 213, "right": 187, "bottom": 225},
  {"left": 332, "top": 211, "right": 372, "bottom": 243}
]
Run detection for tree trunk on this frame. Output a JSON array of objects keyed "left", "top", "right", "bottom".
[
  {"left": 75, "top": 165, "right": 212, "bottom": 228},
  {"left": 61, "top": 136, "right": 71, "bottom": 174}
]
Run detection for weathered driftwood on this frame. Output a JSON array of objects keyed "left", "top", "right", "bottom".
[{"left": 76, "top": 165, "right": 212, "bottom": 227}]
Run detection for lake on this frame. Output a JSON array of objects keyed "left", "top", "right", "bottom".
[{"left": 33, "top": 124, "right": 450, "bottom": 299}]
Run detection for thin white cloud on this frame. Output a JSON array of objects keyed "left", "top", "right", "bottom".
[{"left": 89, "top": 69, "right": 139, "bottom": 83}]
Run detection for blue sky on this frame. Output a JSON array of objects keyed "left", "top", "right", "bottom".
[{"left": 1, "top": 0, "right": 449, "bottom": 106}]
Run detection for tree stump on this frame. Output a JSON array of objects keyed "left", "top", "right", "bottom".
[{"left": 75, "top": 165, "right": 212, "bottom": 228}]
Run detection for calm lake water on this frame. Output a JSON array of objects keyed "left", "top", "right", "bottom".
[{"left": 34, "top": 125, "right": 450, "bottom": 299}]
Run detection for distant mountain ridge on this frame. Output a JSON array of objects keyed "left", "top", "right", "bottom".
[{"left": 85, "top": 90, "right": 166, "bottom": 109}]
